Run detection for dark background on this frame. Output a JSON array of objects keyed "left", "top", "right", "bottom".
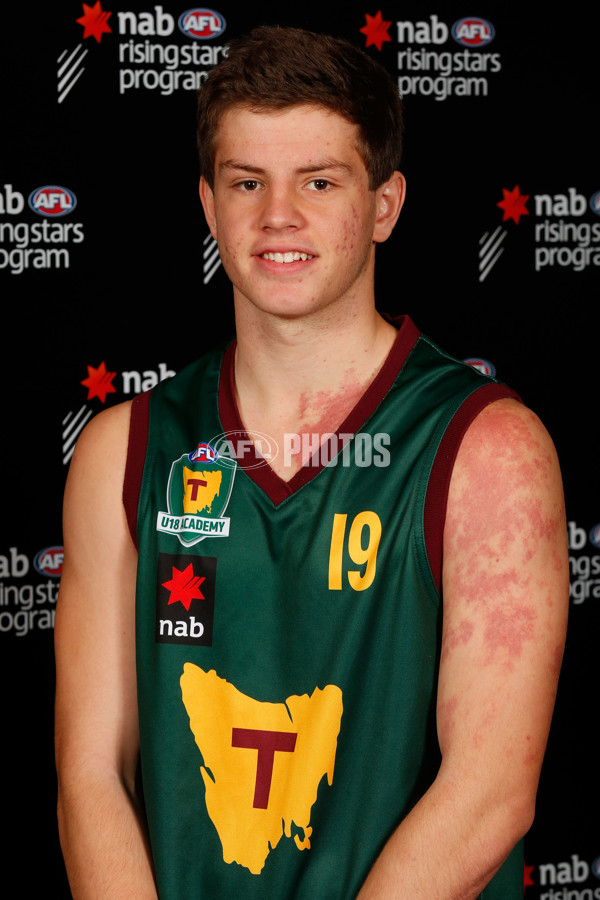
[{"left": 1, "top": 3, "right": 597, "bottom": 896}]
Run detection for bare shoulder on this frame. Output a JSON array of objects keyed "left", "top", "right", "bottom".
[
  {"left": 56, "top": 399, "right": 141, "bottom": 800},
  {"left": 437, "top": 398, "right": 569, "bottom": 804},
  {"left": 59, "top": 398, "right": 137, "bottom": 608},
  {"left": 454, "top": 395, "right": 560, "bottom": 476},
  {"left": 67, "top": 399, "right": 133, "bottom": 477},
  {"left": 442, "top": 396, "right": 568, "bottom": 674},
  {"left": 63, "top": 400, "right": 134, "bottom": 524},
  {"left": 447, "top": 397, "right": 565, "bottom": 525},
  {"left": 445, "top": 394, "right": 567, "bottom": 572},
  {"left": 56, "top": 399, "right": 138, "bottom": 717}
]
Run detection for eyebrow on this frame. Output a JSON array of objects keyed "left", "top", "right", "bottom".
[{"left": 218, "top": 158, "right": 355, "bottom": 177}]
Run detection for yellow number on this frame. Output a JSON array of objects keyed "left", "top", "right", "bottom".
[
  {"left": 328, "top": 513, "right": 347, "bottom": 590},
  {"left": 347, "top": 511, "right": 382, "bottom": 591},
  {"left": 328, "top": 511, "right": 382, "bottom": 592}
]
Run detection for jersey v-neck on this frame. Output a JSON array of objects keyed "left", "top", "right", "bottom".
[
  {"left": 217, "top": 315, "right": 421, "bottom": 506},
  {"left": 124, "top": 315, "right": 518, "bottom": 590}
]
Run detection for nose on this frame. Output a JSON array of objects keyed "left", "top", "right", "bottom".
[{"left": 258, "top": 182, "right": 305, "bottom": 231}]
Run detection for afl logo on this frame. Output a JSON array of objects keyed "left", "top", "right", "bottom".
[
  {"left": 189, "top": 442, "right": 219, "bottom": 463},
  {"left": 28, "top": 186, "right": 76, "bottom": 218},
  {"left": 464, "top": 357, "right": 496, "bottom": 377},
  {"left": 589, "top": 191, "right": 600, "bottom": 216},
  {"left": 178, "top": 8, "right": 226, "bottom": 40},
  {"left": 34, "top": 546, "right": 65, "bottom": 578},
  {"left": 589, "top": 524, "right": 600, "bottom": 549},
  {"left": 452, "top": 17, "right": 495, "bottom": 47}
]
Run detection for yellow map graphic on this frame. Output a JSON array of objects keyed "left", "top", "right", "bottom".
[
  {"left": 180, "top": 665, "right": 343, "bottom": 874},
  {"left": 182, "top": 466, "right": 222, "bottom": 515}
]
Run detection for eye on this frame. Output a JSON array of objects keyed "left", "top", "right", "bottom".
[
  {"left": 236, "top": 180, "right": 263, "bottom": 192},
  {"left": 306, "top": 179, "right": 332, "bottom": 192}
]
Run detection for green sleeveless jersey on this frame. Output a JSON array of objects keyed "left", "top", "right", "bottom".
[{"left": 129, "top": 316, "right": 523, "bottom": 898}]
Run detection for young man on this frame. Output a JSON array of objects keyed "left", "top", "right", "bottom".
[{"left": 55, "top": 26, "right": 569, "bottom": 899}]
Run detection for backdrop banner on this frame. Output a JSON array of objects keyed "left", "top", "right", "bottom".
[{"left": 1, "top": 3, "right": 597, "bottom": 897}]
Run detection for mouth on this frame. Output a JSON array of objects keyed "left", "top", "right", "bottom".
[{"left": 260, "top": 251, "right": 315, "bottom": 263}]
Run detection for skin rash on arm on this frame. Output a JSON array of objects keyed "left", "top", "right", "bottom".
[
  {"left": 357, "top": 399, "right": 567, "bottom": 900},
  {"left": 439, "top": 399, "right": 567, "bottom": 760}
]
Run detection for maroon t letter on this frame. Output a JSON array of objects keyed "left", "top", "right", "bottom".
[
  {"left": 231, "top": 727, "right": 297, "bottom": 809},
  {"left": 187, "top": 477, "right": 207, "bottom": 500}
]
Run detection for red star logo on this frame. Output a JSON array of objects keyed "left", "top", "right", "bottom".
[
  {"left": 497, "top": 185, "right": 530, "bottom": 225},
  {"left": 524, "top": 863, "right": 535, "bottom": 888},
  {"left": 76, "top": 2, "right": 112, "bottom": 43},
  {"left": 360, "top": 11, "right": 392, "bottom": 51},
  {"left": 162, "top": 564, "right": 206, "bottom": 612},
  {"left": 80, "top": 361, "right": 117, "bottom": 403}
]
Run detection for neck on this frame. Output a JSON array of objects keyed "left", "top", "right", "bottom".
[{"left": 232, "top": 304, "right": 397, "bottom": 478}]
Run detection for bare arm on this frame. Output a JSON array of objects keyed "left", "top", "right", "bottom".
[
  {"left": 55, "top": 402, "right": 158, "bottom": 899},
  {"left": 357, "top": 399, "right": 569, "bottom": 899}
]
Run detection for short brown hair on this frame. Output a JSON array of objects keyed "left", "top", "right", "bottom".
[{"left": 197, "top": 25, "right": 403, "bottom": 190}]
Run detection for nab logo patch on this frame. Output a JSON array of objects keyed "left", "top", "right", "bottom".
[
  {"left": 157, "top": 440, "right": 236, "bottom": 547},
  {"left": 156, "top": 553, "right": 216, "bottom": 646}
]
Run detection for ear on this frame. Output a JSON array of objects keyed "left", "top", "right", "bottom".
[
  {"left": 199, "top": 176, "right": 217, "bottom": 239},
  {"left": 373, "top": 171, "right": 406, "bottom": 244}
]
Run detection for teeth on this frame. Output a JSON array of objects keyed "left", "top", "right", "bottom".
[{"left": 261, "top": 251, "right": 314, "bottom": 263}]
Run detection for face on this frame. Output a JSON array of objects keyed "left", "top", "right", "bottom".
[{"left": 200, "top": 104, "right": 405, "bottom": 324}]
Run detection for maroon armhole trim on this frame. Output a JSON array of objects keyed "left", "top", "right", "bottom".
[
  {"left": 123, "top": 391, "right": 151, "bottom": 549},
  {"left": 424, "top": 383, "right": 521, "bottom": 593}
]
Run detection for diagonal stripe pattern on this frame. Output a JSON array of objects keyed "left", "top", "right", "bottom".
[
  {"left": 478, "top": 226, "right": 507, "bottom": 282},
  {"left": 62, "top": 405, "right": 94, "bottom": 464},
  {"left": 203, "top": 234, "right": 222, "bottom": 284},
  {"left": 57, "top": 44, "right": 88, "bottom": 104}
]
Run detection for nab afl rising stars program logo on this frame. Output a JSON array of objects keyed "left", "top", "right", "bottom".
[{"left": 157, "top": 441, "right": 236, "bottom": 547}]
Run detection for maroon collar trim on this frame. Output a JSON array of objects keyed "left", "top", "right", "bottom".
[{"left": 218, "top": 315, "right": 420, "bottom": 505}]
